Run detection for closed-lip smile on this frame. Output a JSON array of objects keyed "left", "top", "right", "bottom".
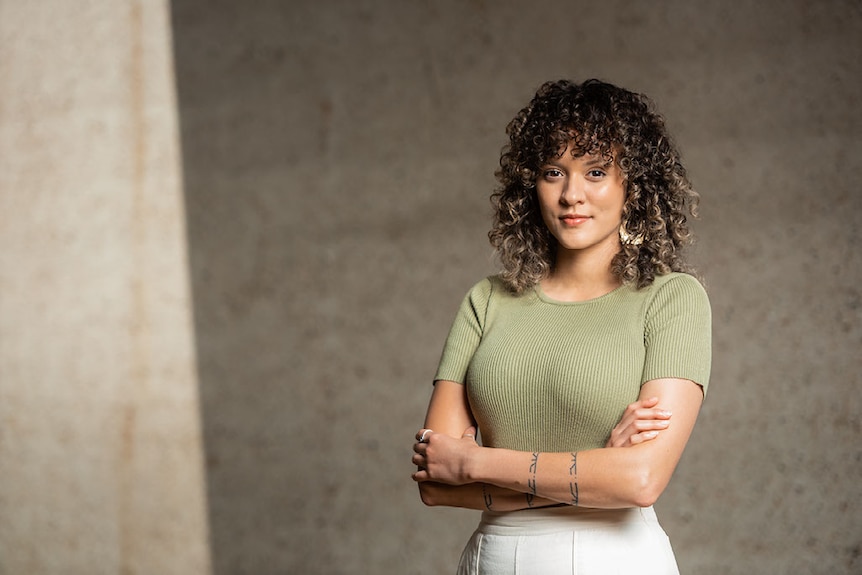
[{"left": 560, "top": 214, "right": 590, "bottom": 224}]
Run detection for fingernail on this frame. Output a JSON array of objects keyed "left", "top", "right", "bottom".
[
  {"left": 660, "top": 410, "right": 672, "bottom": 417},
  {"left": 644, "top": 431, "right": 659, "bottom": 438}
]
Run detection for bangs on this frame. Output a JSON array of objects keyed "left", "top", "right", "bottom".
[
  {"left": 533, "top": 99, "right": 621, "bottom": 168},
  {"left": 544, "top": 126, "right": 617, "bottom": 167}
]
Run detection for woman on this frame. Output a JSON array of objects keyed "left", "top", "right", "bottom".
[{"left": 411, "top": 79, "right": 711, "bottom": 574}]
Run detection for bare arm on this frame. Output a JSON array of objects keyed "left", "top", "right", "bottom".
[
  {"left": 414, "top": 380, "right": 676, "bottom": 509},
  {"left": 414, "top": 377, "right": 703, "bottom": 509},
  {"left": 414, "top": 380, "right": 562, "bottom": 510}
]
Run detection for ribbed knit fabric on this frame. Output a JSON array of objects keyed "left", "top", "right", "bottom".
[{"left": 434, "top": 272, "right": 711, "bottom": 453}]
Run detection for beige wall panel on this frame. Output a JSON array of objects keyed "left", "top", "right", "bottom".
[{"left": 0, "top": 1, "right": 210, "bottom": 574}]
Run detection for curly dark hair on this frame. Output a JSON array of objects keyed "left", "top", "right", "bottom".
[{"left": 489, "top": 79, "right": 699, "bottom": 293}]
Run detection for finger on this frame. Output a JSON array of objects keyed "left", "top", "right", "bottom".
[
  {"left": 462, "top": 426, "right": 477, "bottom": 441},
  {"left": 607, "top": 428, "right": 631, "bottom": 447},
  {"left": 416, "top": 429, "right": 434, "bottom": 443},
  {"left": 632, "top": 419, "right": 671, "bottom": 431},
  {"left": 619, "top": 411, "right": 639, "bottom": 428},
  {"left": 413, "top": 468, "right": 434, "bottom": 482},
  {"left": 632, "top": 407, "right": 673, "bottom": 420},
  {"left": 630, "top": 430, "right": 660, "bottom": 445},
  {"left": 624, "top": 396, "right": 658, "bottom": 414},
  {"left": 641, "top": 396, "right": 660, "bottom": 408}
]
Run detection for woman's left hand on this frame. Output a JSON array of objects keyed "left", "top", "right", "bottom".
[
  {"left": 411, "top": 427, "right": 480, "bottom": 485},
  {"left": 605, "top": 396, "right": 672, "bottom": 448}
]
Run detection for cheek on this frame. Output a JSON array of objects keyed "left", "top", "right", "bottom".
[
  {"left": 601, "top": 185, "right": 626, "bottom": 216},
  {"left": 536, "top": 189, "right": 555, "bottom": 220}
]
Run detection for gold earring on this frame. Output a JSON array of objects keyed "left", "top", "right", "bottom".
[{"left": 619, "top": 223, "right": 644, "bottom": 246}]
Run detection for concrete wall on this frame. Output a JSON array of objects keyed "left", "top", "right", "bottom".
[{"left": 1, "top": 0, "right": 860, "bottom": 573}]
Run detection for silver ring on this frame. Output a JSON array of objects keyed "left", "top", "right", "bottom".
[
  {"left": 419, "top": 429, "right": 432, "bottom": 443},
  {"left": 464, "top": 434, "right": 474, "bottom": 439}
]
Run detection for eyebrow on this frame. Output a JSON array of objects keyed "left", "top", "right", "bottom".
[
  {"left": 581, "top": 155, "right": 613, "bottom": 167},
  {"left": 543, "top": 155, "right": 613, "bottom": 168}
]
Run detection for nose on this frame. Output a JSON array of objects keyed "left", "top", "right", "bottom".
[{"left": 560, "top": 176, "right": 585, "bottom": 205}]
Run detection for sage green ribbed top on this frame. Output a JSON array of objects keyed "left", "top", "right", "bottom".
[{"left": 434, "top": 272, "right": 711, "bottom": 453}]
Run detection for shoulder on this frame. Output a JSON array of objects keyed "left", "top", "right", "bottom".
[
  {"left": 464, "top": 275, "right": 510, "bottom": 302},
  {"left": 617, "top": 273, "right": 709, "bottom": 311},
  {"left": 642, "top": 272, "right": 711, "bottom": 323},
  {"left": 646, "top": 272, "right": 709, "bottom": 302},
  {"left": 650, "top": 272, "right": 706, "bottom": 290},
  {"left": 453, "top": 277, "right": 497, "bottom": 325},
  {"left": 458, "top": 275, "right": 524, "bottom": 327}
]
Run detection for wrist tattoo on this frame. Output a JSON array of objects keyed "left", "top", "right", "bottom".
[
  {"left": 569, "top": 452, "right": 579, "bottom": 506},
  {"left": 526, "top": 452, "right": 539, "bottom": 507},
  {"left": 482, "top": 484, "right": 493, "bottom": 511}
]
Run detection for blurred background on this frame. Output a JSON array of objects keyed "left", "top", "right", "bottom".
[{"left": 1, "top": 0, "right": 860, "bottom": 573}]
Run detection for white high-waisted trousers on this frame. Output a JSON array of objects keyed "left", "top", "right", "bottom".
[{"left": 456, "top": 506, "right": 680, "bottom": 575}]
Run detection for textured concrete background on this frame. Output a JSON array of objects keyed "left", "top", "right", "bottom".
[
  {"left": 1, "top": 0, "right": 860, "bottom": 574},
  {"left": 172, "top": 1, "right": 862, "bottom": 573}
]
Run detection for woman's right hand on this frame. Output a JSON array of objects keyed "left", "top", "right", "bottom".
[{"left": 605, "top": 396, "right": 672, "bottom": 447}]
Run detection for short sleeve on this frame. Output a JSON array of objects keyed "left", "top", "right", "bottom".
[
  {"left": 433, "top": 278, "right": 493, "bottom": 385},
  {"left": 641, "top": 274, "right": 712, "bottom": 395}
]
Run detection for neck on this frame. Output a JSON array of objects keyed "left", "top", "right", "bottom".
[{"left": 542, "top": 243, "right": 621, "bottom": 302}]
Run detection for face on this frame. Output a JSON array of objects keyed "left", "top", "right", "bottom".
[{"left": 536, "top": 144, "right": 626, "bottom": 258}]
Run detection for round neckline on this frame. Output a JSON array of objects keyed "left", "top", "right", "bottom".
[{"left": 533, "top": 282, "right": 627, "bottom": 306}]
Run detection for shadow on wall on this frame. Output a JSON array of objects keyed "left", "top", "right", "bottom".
[
  {"left": 170, "top": 1, "right": 489, "bottom": 573},
  {"left": 170, "top": 4, "right": 342, "bottom": 572}
]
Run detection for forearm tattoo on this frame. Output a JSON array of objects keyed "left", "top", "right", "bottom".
[
  {"left": 526, "top": 452, "right": 539, "bottom": 508},
  {"left": 569, "top": 452, "right": 579, "bottom": 506},
  {"left": 482, "top": 484, "right": 493, "bottom": 511}
]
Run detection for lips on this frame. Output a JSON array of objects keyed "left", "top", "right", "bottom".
[{"left": 560, "top": 214, "right": 590, "bottom": 225}]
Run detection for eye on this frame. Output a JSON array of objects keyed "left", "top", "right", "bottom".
[
  {"left": 586, "top": 169, "right": 606, "bottom": 179},
  {"left": 542, "top": 168, "right": 564, "bottom": 180}
]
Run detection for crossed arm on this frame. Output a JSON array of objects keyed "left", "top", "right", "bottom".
[{"left": 412, "top": 378, "right": 703, "bottom": 510}]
